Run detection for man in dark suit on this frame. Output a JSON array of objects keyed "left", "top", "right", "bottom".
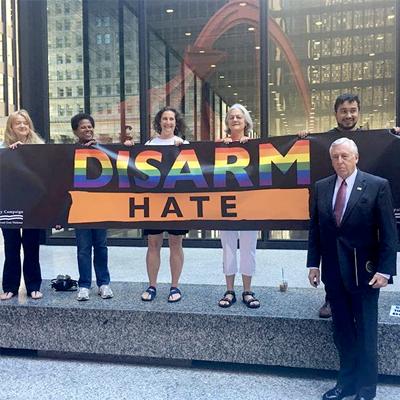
[
  {"left": 307, "top": 137, "right": 397, "bottom": 400},
  {"left": 300, "top": 93, "right": 400, "bottom": 319}
]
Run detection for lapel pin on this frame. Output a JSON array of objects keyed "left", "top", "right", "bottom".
[{"left": 356, "top": 187, "right": 362, "bottom": 191}]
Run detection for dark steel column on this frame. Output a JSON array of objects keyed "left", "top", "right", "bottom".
[
  {"left": 260, "top": 0, "right": 270, "bottom": 242},
  {"left": 18, "top": 0, "right": 49, "bottom": 141},
  {"left": 396, "top": 0, "right": 400, "bottom": 126},
  {"left": 259, "top": 0, "right": 269, "bottom": 139},
  {"left": 2, "top": 0, "right": 8, "bottom": 114},
  {"left": 82, "top": 0, "right": 90, "bottom": 113},
  {"left": 11, "top": 0, "right": 18, "bottom": 109},
  {"left": 138, "top": 0, "right": 150, "bottom": 143},
  {"left": 118, "top": 0, "right": 126, "bottom": 143}
]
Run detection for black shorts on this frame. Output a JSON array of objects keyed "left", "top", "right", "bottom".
[{"left": 143, "top": 229, "right": 189, "bottom": 236}]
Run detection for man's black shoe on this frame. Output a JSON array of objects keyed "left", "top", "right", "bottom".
[
  {"left": 354, "top": 385, "right": 376, "bottom": 399},
  {"left": 319, "top": 300, "right": 332, "bottom": 318},
  {"left": 322, "top": 386, "right": 356, "bottom": 400},
  {"left": 354, "top": 394, "right": 375, "bottom": 400}
]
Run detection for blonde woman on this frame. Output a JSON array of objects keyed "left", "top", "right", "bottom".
[
  {"left": 218, "top": 104, "right": 260, "bottom": 309},
  {"left": 1, "top": 110, "right": 44, "bottom": 300}
]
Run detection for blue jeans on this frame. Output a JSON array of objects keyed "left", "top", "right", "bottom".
[{"left": 75, "top": 229, "right": 110, "bottom": 289}]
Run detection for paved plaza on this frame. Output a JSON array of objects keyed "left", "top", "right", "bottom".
[{"left": 0, "top": 241, "right": 399, "bottom": 399}]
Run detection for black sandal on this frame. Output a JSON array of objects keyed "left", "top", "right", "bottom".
[
  {"left": 242, "top": 291, "right": 260, "bottom": 309},
  {"left": 168, "top": 287, "right": 182, "bottom": 303},
  {"left": 141, "top": 286, "right": 157, "bottom": 301},
  {"left": 218, "top": 290, "right": 236, "bottom": 308}
]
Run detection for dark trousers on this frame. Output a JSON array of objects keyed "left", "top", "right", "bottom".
[
  {"left": 1, "top": 228, "right": 42, "bottom": 294},
  {"left": 326, "top": 282, "right": 379, "bottom": 398}
]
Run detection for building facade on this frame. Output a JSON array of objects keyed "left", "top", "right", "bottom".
[{"left": 6, "top": 0, "right": 400, "bottom": 246}]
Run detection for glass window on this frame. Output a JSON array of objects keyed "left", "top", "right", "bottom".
[
  {"left": 268, "top": 0, "right": 397, "bottom": 241},
  {"left": 146, "top": 0, "right": 260, "bottom": 141},
  {"left": 183, "top": 65, "right": 195, "bottom": 141},
  {"left": 48, "top": 0, "right": 84, "bottom": 143},
  {"left": 149, "top": 31, "right": 166, "bottom": 119},
  {"left": 268, "top": 0, "right": 396, "bottom": 135},
  {"left": 87, "top": 0, "right": 123, "bottom": 145},
  {"left": 116, "top": 2, "right": 141, "bottom": 240}
]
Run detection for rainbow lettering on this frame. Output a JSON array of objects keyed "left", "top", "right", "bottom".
[
  {"left": 213, "top": 147, "right": 253, "bottom": 188},
  {"left": 74, "top": 149, "right": 113, "bottom": 188},
  {"left": 164, "top": 149, "right": 207, "bottom": 189},
  {"left": 134, "top": 150, "right": 162, "bottom": 188},
  {"left": 259, "top": 140, "right": 310, "bottom": 186},
  {"left": 116, "top": 151, "right": 130, "bottom": 188}
]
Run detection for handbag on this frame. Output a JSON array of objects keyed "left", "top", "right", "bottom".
[{"left": 51, "top": 274, "right": 78, "bottom": 291}]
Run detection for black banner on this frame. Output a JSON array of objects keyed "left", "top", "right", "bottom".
[{"left": 1, "top": 130, "right": 399, "bottom": 230}]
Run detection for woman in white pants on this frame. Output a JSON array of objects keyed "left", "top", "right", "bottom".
[{"left": 218, "top": 104, "right": 260, "bottom": 309}]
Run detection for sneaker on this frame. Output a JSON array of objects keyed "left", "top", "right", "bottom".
[
  {"left": 98, "top": 285, "right": 114, "bottom": 299},
  {"left": 77, "top": 287, "right": 90, "bottom": 301}
]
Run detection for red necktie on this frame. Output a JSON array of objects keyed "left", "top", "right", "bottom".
[{"left": 334, "top": 180, "right": 347, "bottom": 225}]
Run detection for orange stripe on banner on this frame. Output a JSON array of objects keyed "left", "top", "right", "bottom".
[{"left": 68, "top": 189, "right": 309, "bottom": 223}]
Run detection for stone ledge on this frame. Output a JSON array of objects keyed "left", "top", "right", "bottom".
[{"left": 0, "top": 281, "right": 399, "bottom": 375}]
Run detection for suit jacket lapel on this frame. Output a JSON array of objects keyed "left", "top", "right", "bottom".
[
  {"left": 341, "top": 170, "right": 365, "bottom": 225},
  {"left": 325, "top": 175, "right": 336, "bottom": 224}
]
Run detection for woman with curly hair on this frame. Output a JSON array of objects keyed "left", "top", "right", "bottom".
[{"left": 140, "top": 106, "right": 189, "bottom": 303}]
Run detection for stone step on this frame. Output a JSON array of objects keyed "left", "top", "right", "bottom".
[{"left": 0, "top": 281, "right": 399, "bottom": 376}]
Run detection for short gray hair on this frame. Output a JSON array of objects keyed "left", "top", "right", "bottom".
[
  {"left": 224, "top": 103, "right": 253, "bottom": 136},
  {"left": 329, "top": 137, "right": 358, "bottom": 156}
]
